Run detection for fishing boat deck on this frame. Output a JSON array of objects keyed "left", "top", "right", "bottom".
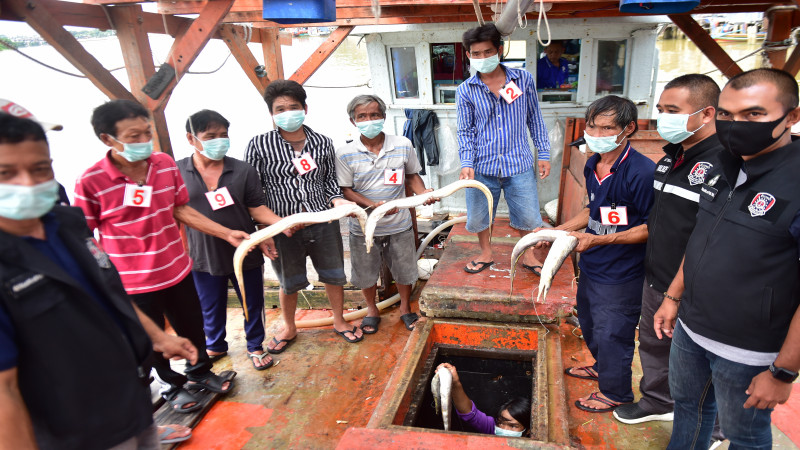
[{"left": 168, "top": 218, "right": 800, "bottom": 449}]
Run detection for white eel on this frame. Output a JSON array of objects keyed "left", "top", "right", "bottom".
[
  {"left": 431, "top": 366, "right": 453, "bottom": 431},
  {"left": 233, "top": 204, "right": 368, "bottom": 321},
  {"left": 509, "top": 229, "right": 578, "bottom": 302},
  {"left": 364, "top": 180, "right": 493, "bottom": 253},
  {"left": 294, "top": 216, "right": 467, "bottom": 328}
]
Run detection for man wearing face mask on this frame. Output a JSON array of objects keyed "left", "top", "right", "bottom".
[
  {"left": 654, "top": 68, "right": 800, "bottom": 449},
  {"left": 335, "top": 95, "right": 436, "bottom": 333},
  {"left": 245, "top": 80, "right": 362, "bottom": 348},
  {"left": 457, "top": 23, "right": 551, "bottom": 275},
  {"left": 177, "top": 110, "right": 283, "bottom": 371},
  {"left": 547, "top": 95, "right": 655, "bottom": 413},
  {"left": 0, "top": 113, "right": 199, "bottom": 448},
  {"left": 74, "top": 100, "right": 243, "bottom": 414},
  {"left": 614, "top": 74, "right": 723, "bottom": 426}
]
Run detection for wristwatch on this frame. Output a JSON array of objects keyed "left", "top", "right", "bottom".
[{"left": 769, "top": 363, "right": 799, "bottom": 383}]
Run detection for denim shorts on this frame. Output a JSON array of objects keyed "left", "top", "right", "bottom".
[
  {"left": 269, "top": 221, "right": 347, "bottom": 295},
  {"left": 465, "top": 168, "right": 542, "bottom": 233},
  {"left": 349, "top": 228, "right": 419, "bottom": 289}
]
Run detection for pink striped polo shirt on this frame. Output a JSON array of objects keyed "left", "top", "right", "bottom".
[{"left": 74, "top": 151, "right": 192, "bottom": 294}]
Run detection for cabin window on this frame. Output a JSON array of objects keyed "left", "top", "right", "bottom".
[
  {"left": 390, "top": 47, "right": 419, "bottom": 99},
  {"left": 595, "top": 40, "right": 627, "bottom": 96},
  {"left": 536, "top": 39, "right": 580, "bottom": 102}
]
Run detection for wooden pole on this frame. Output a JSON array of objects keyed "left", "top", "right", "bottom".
[
  {"left": 765, "top": 8, "right": 794, "bottom": 69},
  {"left": 260, "top": 27, "right": 285, "bottom": 82},
  {"left": 289, "top": 26, "right": 354, "bottom": 85},
  {"left": 4, "top": 0, "right": 137, "bottom": 102},
  {"left": 219, "top": 24, "right": 269, "bottom": 97},
  {"left": 109, "top": 4, "right": 173, "bottom": 156},
  {"left": 668, "top": 14, "right": 743, "bottom": 79}
]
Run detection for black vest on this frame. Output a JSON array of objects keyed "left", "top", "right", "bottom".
[
  {"left": 645, "top": 135, "right": 723, "bottom": 292},
  {"left": 0, "top": 206, "right": 153, "bottom": 450},
  {"left": 680, "top": 141, "right": 800, "bottom": 352}
]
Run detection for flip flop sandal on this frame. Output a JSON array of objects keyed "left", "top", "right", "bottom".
[
  {"left": 206, "top": 351, "right": 227, "bottom": 363},
  {"left": 159, "top": 425, "right": 192, "bottom": 444},
  {"left": 334, "top": 326, "right": 363, "bottom": 343},
  {"left": 267, "top": 336, "right": 297, "bottom": 354},
  {"left": 401, "top": 312, "right": 420, "bottom": 331},
  {"left": 564, "top": 366, "right": 598, "bottom": 381},
  {"left": 248, "top": 352, "right": 274, "bottom": 371},
  {"left": 521, "top": 264, "right": 542, "bottom": 276},
  {"left": 360, "top": 316, "right": 381, "bottom": 334},
  {"left": 574, "top": 392, "right": 622, "bottom": 413},
  {"left": 165, "top": 388, "right": 202, "bottom": 414},
  {"left": 464, "top": 260, "right": 494, "bottom": 274},
  {"left": 186, "top": 370, "right": 236, "bottom": 394}
]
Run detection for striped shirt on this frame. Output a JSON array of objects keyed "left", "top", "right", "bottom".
[
  {"left": 456, "top": 65, "right": 550, "bottom": 177},
  {"left": 335, "top": 134, "right": 422, "bottom": 236},
  {"left": 74, "top": 151, "right": 192, "bottom": 294},
  {"left": 244, "top": 125, "right": 343, "bottom": 217}
]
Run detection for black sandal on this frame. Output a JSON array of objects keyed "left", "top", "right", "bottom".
[
  {"left": 360, "top": 316, "right": 381, "bottom": 334},
  {"left": 401, "top": 312, "right": 420, "bottom": 330},
  {"left": 334, "top": 326, "right": 363, "bottom": 343},
  {"left": 165, "top": 388, "right": 201, "bottom": 414},
  {"left": 186, "top": 371, "right": 236, "bottom": 394}
]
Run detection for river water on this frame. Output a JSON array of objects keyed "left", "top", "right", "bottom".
[{"left": 0, "top": 31, "right": 771, "bottom": 197}]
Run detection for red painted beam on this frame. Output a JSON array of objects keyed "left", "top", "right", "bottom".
[{"left": 289, "top": 26, "right": 354, "bottom": 86}]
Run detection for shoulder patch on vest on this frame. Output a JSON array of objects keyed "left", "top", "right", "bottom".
[{"left": 688, "top": 162, "right": 713, "bottom": 186}]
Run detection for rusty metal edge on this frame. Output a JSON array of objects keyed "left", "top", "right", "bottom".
[{"left": 545, "top": 325, "right": 570, "bottom": 445}]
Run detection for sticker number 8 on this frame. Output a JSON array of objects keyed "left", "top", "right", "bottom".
[{"left": 300, "top": 159, "right": 311, "bottom": 171}]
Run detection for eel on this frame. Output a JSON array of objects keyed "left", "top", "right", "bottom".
[
  {"left": 509, "top": 229, "right": 578, "bottom": 302},
  {"left": 233, "top": 204, "right": 368, "bottom": 321},
  {"left": 431, "top": 366, "right": 453, "bottom": 431},
  {"left": 364, "top": 180, "right": 493, "bottom": 253}
]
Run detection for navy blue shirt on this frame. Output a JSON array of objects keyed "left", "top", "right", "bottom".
[
  {"left": 536, "top": 56, "right": 569, "bottom": 89},
  {"left": 579, "top": 144, "right": 656, "bottom": 284},
  {"left": 0, "top": 213, "right": 125, "bottom": 370}
]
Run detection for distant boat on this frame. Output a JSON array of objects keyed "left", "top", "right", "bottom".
[{"left": 712, "top": 30, "right": 766, "bottom": 41}]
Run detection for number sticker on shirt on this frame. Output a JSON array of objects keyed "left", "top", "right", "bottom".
[
  {"left": 499, "top": 80, "right": 523, "bottom": 104},
  {"left": 599, "top": 206, "right": 629, "bottom": 226},
  {"left": 384, "top": 168, "right": 404, "bottom": 185},
  {"left": 123, "top": 184, "right": 153, "bottom": 208},
  {"left": 205, "top": 186, "right": 234, "bottom": 211},
  {"left": 292, "top": 153, "right": 318, "bottom": 175}
]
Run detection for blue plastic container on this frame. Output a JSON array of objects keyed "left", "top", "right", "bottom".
[
  {"left": 619, "top": 0, "right": 699, "bottom": 14},
  {"left": 263, "top": 0, "right": 336, "bottom": 24}
]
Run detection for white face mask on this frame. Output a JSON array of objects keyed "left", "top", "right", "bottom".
[
  {"left": 0, "top": 179, "right": 59, "bottom": 220},
  {"left": 583, "top": 129, "right": 626, "bottom": 154},
  {"left": 494, "top": 424, "right": 524, "bottom": 437},
  {"left": 657, "top": 109, "right": 705, "bottom": 144}
]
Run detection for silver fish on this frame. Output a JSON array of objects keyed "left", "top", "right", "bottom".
[
  {"left": 431, "top": 366, "right": 453, "bottom": 431},
  {"left": 509, "top": 229, "right": 578, "bottom": 302},
  {"left": 364, "top": 180, "right": 493, "bottom": 253}
]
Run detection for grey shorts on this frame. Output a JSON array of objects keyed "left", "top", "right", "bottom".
[
  {"left": 349, "top": 227, "right": 419, "bottom": 289},
  {"left": 270, "top": 221, "right": 347, "bottom": 295}
]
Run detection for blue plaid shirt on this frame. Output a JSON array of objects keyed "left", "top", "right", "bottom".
[{"left": 456, "top": 65, "right": 550, "bottom": 177}]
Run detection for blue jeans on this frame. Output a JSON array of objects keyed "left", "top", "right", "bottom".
[
  {"left": 668, "top": 322, "right": 773, "bottom": 450},
  {"left": 465, "top": 168, "right": 542, "bottom": 233},
  {"left": 575, "top": 273, "right": 642, "bottom": 403},
  {"left": 192, "top": 266, "right": 266, "bottom": 353}
]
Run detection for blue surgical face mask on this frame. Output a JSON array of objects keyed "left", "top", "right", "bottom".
[
  {"left": 273, "top": 110, "right": 305, "bottom": 132},
  {"left": 0, "top": 179, "right": 59, "bottom": 220},
  {"left": 111, "top": 136, "right": 154, "bottom": 162},
  {"left": 583, "top": 129, "right": 626, "bottom": 154},
  {"left": 356, "top": 119, "right": 385, "bottom": 139},
  {"left": 494, "top": 425, "right": 524, "bottom": 437},
  {"left": 657, "top": 109, "right": 705, "bottom": 144},
  {"left": 197, "top": 137, "right": 230, "bottom": 160},
  {"left": 470, "top": 54, "right": 500, "bottom": 73}
]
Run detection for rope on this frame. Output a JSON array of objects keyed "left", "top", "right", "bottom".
[
  {"left": 0, "top": 37, "right": 124, "bottom": 78},
  {"left": 536, "top": 0, "right": 551, "bottom": 47},
  {"left": 472, "top": 0, "right": 485, "bottom": 26}
]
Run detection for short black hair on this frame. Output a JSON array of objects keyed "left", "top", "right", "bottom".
[
  {"left": 664, "top": 74, "right": 721, "bottom": 109},
  {"left": 91, "top": 99, "right": 150, "bottom": 139},
  {"left": 462, "top": 23, "right": 502, "bottom": 53},
  {"left": 726, "top": 68, "right": 799, "bottom": 113},
  {"left": 586, "top": 95, "right": 639, "bottom": 138},
  {"left": 264, "top": 80, "right": 307, "bottom": 113},
  {"left": 186, "top": 109, "right": 230, "bottom": 134},
  {"left": 497, "top": 397, "right": 531, "bottom": 434},
  {"left": 0, "top": 113, "right": 48, "bottom": 145}
]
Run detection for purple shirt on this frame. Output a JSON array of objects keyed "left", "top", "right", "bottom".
[{"left": 456, "top": 401, "right": 494, "bottom": 434}]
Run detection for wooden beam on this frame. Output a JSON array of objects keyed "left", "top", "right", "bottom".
[
  {"left": 765, "top": 8, "right": 794, "bottom": 69},
  {"left": 146, "top": 0, "right": 235, "bottom": 111},
  {"left": 4, "top": 0, "right": 136, "bottom": 102},
  {"left": 219, "top": 24, "right": 269, "bottom": 97},
  {"left": 289, "top": 26, "right": 354, "bottom": 85},
  {"left": 109, "top": 4, "right": 173, "bottom": 156},
  {"left": 783, "top": 45, "right": 800, "bottom": 76},
  {"left": 260, "top": 27, "right": 285, "bottom": 82},
  {"left": 668, "top": 14, "right": 743, "bottom": 79}
]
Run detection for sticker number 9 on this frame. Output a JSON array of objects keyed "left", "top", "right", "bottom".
[{"left": 214, "top": 193, "right": 227, "bottom": 207}]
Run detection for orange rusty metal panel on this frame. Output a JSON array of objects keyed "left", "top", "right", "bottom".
[
  {"left": 429, "top": 322, "right": 540, "bottom": 351},
  {"left": 289, "top": 26, "right": 354, "bottom": 85},
  {"left": 336, "top": 427, "right": 568, "bottom": 449}
]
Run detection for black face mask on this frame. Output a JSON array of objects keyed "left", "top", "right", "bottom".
[{"left": 716, "top": 112, "right": 790, "bottom": 157}]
